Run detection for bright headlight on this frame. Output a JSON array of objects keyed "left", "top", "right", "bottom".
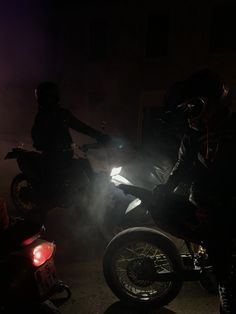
[
  {"left": 110, "top": 167, "right": 122, "bottom": 177},
  {"left": 111, "top": 175, "right": 131, "bottom": 186}
]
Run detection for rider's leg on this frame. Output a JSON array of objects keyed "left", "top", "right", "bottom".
[
  {"left": 204, "top": 209, "right": 235, "bottom": 314},
  {"left": 74, "top": 157, "right": 95, "bottom": 181}
]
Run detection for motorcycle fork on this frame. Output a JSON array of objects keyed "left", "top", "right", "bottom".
[{"left": 181, "top": 240, "right": 200, "bottom": 268}]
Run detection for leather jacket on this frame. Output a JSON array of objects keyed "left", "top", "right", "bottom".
[{"left": 166, "top": 112, "right": 236, "bottom": 207}]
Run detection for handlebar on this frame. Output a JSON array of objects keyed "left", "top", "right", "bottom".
[
  {"left": 78, "top": 143, "right": 102, "bottom": 153},
  {"left": 77, "top": 138, "right": 124, "bottom": 153}
]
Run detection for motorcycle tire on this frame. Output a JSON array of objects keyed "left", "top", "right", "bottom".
[
  {"left": 103, "top": 226, "right": 184, "bottom": 308},
  {"left": 11, "top": 173, "right": 37, "bottom": 214}
]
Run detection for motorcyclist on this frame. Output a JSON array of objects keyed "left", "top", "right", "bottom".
[
  {"left": 31, "top": 81, "right": 110, "bottom": 200},
  {"left": 154, "top": 68, "right": 236, "bottom": 313}
]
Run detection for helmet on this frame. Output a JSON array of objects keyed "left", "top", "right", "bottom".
[
  {"left": 35, "top": 81, "right": 60, "bottom": 109},
  {"left": 164, "top": 68, "right": 231, "bottom": 130}
]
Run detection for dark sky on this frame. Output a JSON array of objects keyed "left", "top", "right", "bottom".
[
  {"left": 0, "top": 1, "right": 60, "bottom": 143},
  {"left": 0, "top": 0, "right": 235, "bottom": 142}
]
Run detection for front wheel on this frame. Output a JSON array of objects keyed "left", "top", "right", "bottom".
[
  {"left": 11, "top": 173, "right": 37, "bottom": 214},
  {"left": 103, "top": 227, "right": 184, "bottom": 308}
]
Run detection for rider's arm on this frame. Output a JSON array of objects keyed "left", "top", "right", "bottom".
[
  {"left": 66, "top": 110, "right": 107, "bottom": 142},
  {"left": 165, "top": 132, "right": 198, "bottom": 191}
]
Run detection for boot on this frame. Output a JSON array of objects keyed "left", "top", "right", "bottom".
[{"left": 219, "top": 280, "right": 236, "bottom": 313}]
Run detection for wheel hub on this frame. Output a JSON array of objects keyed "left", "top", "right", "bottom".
[
  {"left": 19, "top": 187, "right": 34, "bottom": 202},
  {"left": 127, "top": 257, "right": 156, "bottom": 287}
]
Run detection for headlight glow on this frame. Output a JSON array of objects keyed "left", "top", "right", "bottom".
[
  {"left": 110, "top": 167, "right": 122, "bottom": 177},
  {"left": 111, "top": 175, "right": 131, "bottom": 186}
]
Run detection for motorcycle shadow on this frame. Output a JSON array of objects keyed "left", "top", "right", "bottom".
[{"left": 104, "top": 301, "right": 177, "bottom": 314}]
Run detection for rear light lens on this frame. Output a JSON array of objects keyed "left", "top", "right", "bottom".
[{"left": 32, "top": 242, "right": 55, "bottom": 267}]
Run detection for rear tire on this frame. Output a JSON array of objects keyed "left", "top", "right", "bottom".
[
  {"left": 103, "top": 227, "right": 184, "bottom": 308},
  {"left": 11, "top": 173, "right": 37, "bottom": 215}
]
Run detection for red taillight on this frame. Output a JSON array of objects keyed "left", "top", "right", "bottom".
[{"left": 32, "top": 242, "right": 55, "bottom": 267}]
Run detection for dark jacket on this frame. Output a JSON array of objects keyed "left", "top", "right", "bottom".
[
  {"left": 31, "top": 107, "right": 104, "bottom": 153},
  {"left": 166, "top": 112, "right": 236, "bottom": 207}
]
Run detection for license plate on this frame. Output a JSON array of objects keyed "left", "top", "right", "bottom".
[{"left": 35, "top": 258, "right": 58, "bottom": 296}]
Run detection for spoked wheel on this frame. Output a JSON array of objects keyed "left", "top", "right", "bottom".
[
  {"left": 103, "top": 227, "right": 184, "bottom": 308},
  {"left": 11, "top": 173, "right": 37, "bottom": 214}
]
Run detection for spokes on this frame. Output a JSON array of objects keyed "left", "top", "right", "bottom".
[{"left": 113, "top": 241, "right": 173, "bottom": 301}]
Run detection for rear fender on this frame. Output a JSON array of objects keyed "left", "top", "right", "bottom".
[{"left": 125, "top": 198, "right": 142, "bottom": 215}]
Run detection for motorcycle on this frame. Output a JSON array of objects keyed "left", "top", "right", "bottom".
[
  {"left": 4, "top": 141, "right": 140, "bottom": 243},
  {"left": 0, "top": 215, "right": 70, "bottom": 312},
  {"left": 5, "top": 140, "right": 177, "bottom": 240},
  {"left": 103, "top": 184, "right": 219, "bottom": 308},
  {"left": 5, "top": 142, "right": 123, "bottom": 216}
]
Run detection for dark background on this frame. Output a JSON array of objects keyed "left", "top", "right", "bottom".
[
  {"left": 0, "top": 2, "right": 229, "bottom": 312},
  {"left": 1, "top": 0, "right": 236, "bottom": 140},
  {"left": 1, "top": 0, "right": 236, "bottom": 195}
]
